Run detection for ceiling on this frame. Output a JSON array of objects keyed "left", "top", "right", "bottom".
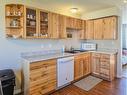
[{"left": 33, "top": 0, "right": 124, "bottom": 16}]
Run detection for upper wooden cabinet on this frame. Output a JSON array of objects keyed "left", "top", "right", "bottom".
[
  {"left": 86, "top": 16, "right": 118, "bottom": 40},
  {"left": 24, "top": 7, "right": 38, "bottom": 38},
  {"left": 103, "top": 16, "right": 118, "bottom": 40},
  {"left": 49, "top": 13, "right": 59, "bottom": 39},
  {"left": 38, "top": 10, "right": 50, "bottom": 38},
  {"left": 66, "top": 17, "right": 83, "bottom": 30},
  {"left": 79, "top": 20, "right": 85, "bottom": 39},
  {"left": 93, "top": 19, "right": 103, "bottom": 40},
  {"left": 58, "top": 15, "right": 67, "bottom": 39},
  {"left": 5, "top": 4, "right": 24, "bottom": 38},
  {"left": 66, "top": 16, "right": 74, "bottom": 29},
  {"left": 85, "top": 20, "right": 94, "bottom": 39},
  {"left": 5, "top": 4, "right": 118, "bottom": 40}
]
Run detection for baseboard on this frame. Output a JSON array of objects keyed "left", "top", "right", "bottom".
[{"left": 116, "top": 75, "right": 122, "bottom": 78}]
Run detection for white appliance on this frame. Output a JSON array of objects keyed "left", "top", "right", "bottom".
[
  {"left": 57, "top": 57, "right": 74, "bottom": 88},
  {"left": 81, "top": 43, "right": 97, "bottom": 51}
]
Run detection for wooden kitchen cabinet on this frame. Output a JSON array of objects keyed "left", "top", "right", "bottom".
[
  {"left": 23, "top": 59, "right": 57, "bottom": 95},
  {"left": 38, "top": 10, "right": 50, "bottom": 38},
  {"left": 66, "top": 16, "right": 83, "bottom": 30},
  {"left": 83, "top": 53, "right": 91, "bottom": 75},
  {"left": 49, "top": 13, "right": 59, "bottom": 39},
  {"left": 85, "top": 20, "right": 94, "bottom": 39},
  {"left": 79, "top": 20, "right": 85, "bottom": 39},
  {"left": 92, "top": 53, "right": 116, "bottom": 81},
  {"left": 92, "top": 53, "right": 101, "bottom": 75},
  {"left": 103, "top": 16, "right": 118, "bottom": 40},
  {"left": 58, "top": 15, "right": 67, "bottom": 38},
  {"left": 66, "top": 16, "right": 74, "bottom": 29},
  {"left": 74, "top": 53, "right": 91, "bottom": 80},
  {"left": 5, "top": 4, "right": 24, "bottom": 38},
  {"left": 24, "top": 7, "right": 38, "bottom": 38},
  {"left": 75, "top": 19, "right": 82, "bottom": 30},
  {"left": 93, "top": 19, "right": 103, "bottom": 39},
  {"left": 74, "top": 55, "right": 84, "bottom": 80}
]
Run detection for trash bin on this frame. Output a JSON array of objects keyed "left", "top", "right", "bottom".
[{"left": 0, "top": 69, "right": 15, "bottom": 95}]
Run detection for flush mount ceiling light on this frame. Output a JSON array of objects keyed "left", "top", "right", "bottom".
[
  {"left": 70, "top": 8, "right": 78, "bottom": 13},
  {"left": 124, "top": 0, "right": 127, "bottom": 3}
]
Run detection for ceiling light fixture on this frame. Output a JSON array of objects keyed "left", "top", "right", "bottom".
[
  {"left": 70, "top": 8, "right": 78, "bottom": 13},
  {"left": 124, "top": 0, "right": 127, "bottom": 3}
]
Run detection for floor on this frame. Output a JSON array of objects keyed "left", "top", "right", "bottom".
[
  {"left": 123, "top": 65, "right": 127, "bottom": 78},
  {"left": 51, "top": 78, "right": 127, "bottom": 95}
]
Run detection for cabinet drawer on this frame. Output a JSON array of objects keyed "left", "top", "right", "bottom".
[
  {"left": 92, "top": 53, "right": 100, "bottom": 58},
  {"left": 100, "top": 58, "right": 110, "bottom": 63},
  {"left": 100, "top": 62, "right": 110, "bottom": 69},
  {"left": 30, "top": 60, "right": 56, "bottom": 70},
  {"left": 30, "top": 80, "right": 56, "bottom": 95},
  {"left": 100, "top": 68, "right": 109, "bottom": 76},
  {"left": 101, "top": 54, "right": 110, "bottom": 59}
]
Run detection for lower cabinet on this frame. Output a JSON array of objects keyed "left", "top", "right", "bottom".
[
  {"left": 92, "top": 53, "right": 116, "bottom": 81},
  {"left": 74, "top": 53, "right": 91, "bottom": 80},
  {"left": 23, "top": 59, "right": 57, "bottom": 95}
]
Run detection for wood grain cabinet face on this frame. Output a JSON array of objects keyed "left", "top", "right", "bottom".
[
  {"left": 49, "top": 13, "right": 59, "bottom": 39},
  {"left": 25, "top": 7, "right": 38, "bottom": 38},
  {"left": 85, "top": 20, "right": 94, "bottom": 39},
  {"left": 103, "top": 16, "right": 117, "bottom": 40},
  {"left": 83, "top": 53, "right": 91, "bottom": 75},
  {"left": 79, "top": 20, "right": 85, "bottom": 39},
  {"left": 92, "top": 53, "right": 101, "bottom": 75},
  {"left": 5, "top": 4, "right": 24, "bottom": 38},
  {"left": 93, "top": 19, "right": 103, "bottom": 40},
  {"left": 38, "top": 10, "right": 50, "bottom": 38},
  {"left": 58, "top": 15, "right": 67, "bottom": 39},
  {"left": 29, "top": 59, "right": 57, "bottom": 95},
  {"left": 74, "top": 56, "right": 84, "bottom": 80},
  {"left": 92, "top": 53, "right": 116, "bottom": 81},
  {"left": 74, "top": 53, "right": 91, "bottom": 80},
  {"left": 66, "top": 17, "right": 74, "bottom": 29}
]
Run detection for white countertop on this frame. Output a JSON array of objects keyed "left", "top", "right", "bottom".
[
  {"left": 22, "top": 53, "right": 74, "bottom": 63},
  {"left": 89, "top": 49, "right": 118, "bottom": 55},
  {"left": 21, "top": 49, "right": 118, "bottom": 63}
]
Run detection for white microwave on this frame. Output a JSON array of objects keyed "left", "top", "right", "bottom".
[{"left": 81, "top": 43, "right": 97, "bottom": 51}]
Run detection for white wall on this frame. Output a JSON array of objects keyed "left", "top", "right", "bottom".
[
  {"left": 0, "top": 0, "right": 83, "bottom": 92},
  {"left": 82, "top": 7, "right": 122, "bottom": 78},
  {"left": 82, "top": 7, "right": 120, "bottom": 19}
]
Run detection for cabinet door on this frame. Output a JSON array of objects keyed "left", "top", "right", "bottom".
[
  {"left": 38, "top": 10, "right": 49, "bottom": 38},
  {"left": 92, "top": 53, "right": 101, "bottom": 75},
  {"left": 76, "top": 19, "right": 82, "bottom": 29},
  {"left": 49, "top": 13, "right": 59, "bottom": 38},
  {"left": 74, "top": 56, "right": 84, "bottom": 80},
  {"left": 103, "top": 16, "right": 117, "bottom": 40},
  {"left": 58, "top": 15, "right": 67, "bottom": 38},
  {"left": 66, "top": 17, "right": 74, "bottom": 29},
  {"left": 94, "top": 19, "right": 103, "bottom": 39},
  {"left": 83, "top": 54, "right": 91, "bottom": 75},
  {"left": 29, "top": 59, "right": 56, "bottom": 95},
  {"left": 25, "top": 7, "right": 38, "bottom": 38},
  {"left": 79, "top": 20, "right": 85, "bottom": 39},
  {"left": 85, "top": 20, "right": 94, "bottom": 39}
]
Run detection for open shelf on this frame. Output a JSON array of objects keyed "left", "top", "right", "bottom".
[{"left": 5, "top": 4, "right": 24, "bottom": 38}]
